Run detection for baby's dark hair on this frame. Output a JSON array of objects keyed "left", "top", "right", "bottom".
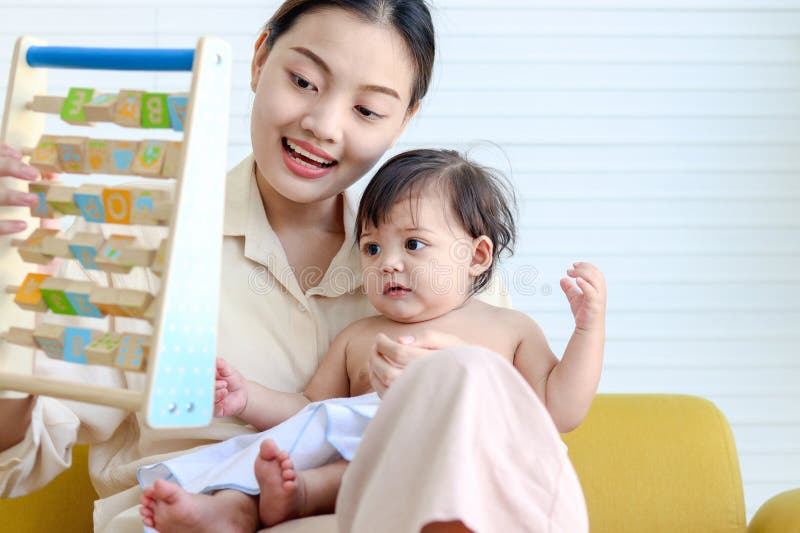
[{"left": 356, "top": 148, "right": 517, "bottom": 294}]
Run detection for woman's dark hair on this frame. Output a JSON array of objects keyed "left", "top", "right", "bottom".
[
  {"left": 356, "top": 149, "right": 517, "bottom": 294},
  {"left": 263, "top": 0, "right": 435, "bottom": 112}
]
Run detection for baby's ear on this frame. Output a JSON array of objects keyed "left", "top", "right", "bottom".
[{"left": 469, "top": 236, "right": 493, "bottom": 277}]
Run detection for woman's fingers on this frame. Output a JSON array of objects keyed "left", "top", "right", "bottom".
[
  {"left": 0, "top": 155, "right": 39, "bottom": 181},
  {"left": 0, "top": 187, "right": 39, "bottom": 208},
  {"left": 0, "top": 220, "right": 27, "bottom": 236}
]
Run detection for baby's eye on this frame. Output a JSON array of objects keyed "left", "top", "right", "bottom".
[
  {"left": 364, "top": 243, "right": 381, "bottom": 256},
  {"left": 405, "top": 239, "right": 426, "bottom": 251},
  {"left": 291, "top": 73, "right": 316, "bottom": 92}
]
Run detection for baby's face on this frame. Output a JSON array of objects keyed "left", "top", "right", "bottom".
[{"left": 359, "top": 188, "right": 478, "bottom": 323}]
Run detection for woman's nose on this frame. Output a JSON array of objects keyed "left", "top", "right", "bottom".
[{"left": 300, "top": 96, "right": 343, "bottom": 145}]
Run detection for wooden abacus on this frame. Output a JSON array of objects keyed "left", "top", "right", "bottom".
[{"left": 0, "top": 36, "right": 231, "bottom": 428}]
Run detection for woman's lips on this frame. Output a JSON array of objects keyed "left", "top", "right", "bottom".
[{"left": 281, "top": 138, "right": 336, "bottom": 179}]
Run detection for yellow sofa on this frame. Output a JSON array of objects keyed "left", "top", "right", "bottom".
[{"left": 2, "top": 394, "right": 798, "bottom": 532}]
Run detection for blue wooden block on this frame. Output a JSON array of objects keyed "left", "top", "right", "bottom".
[
  {"left": 167, "top": 95, "right": 188, "bottom": 132},
  {"left": 63, "top": 327, "right": 93, "bottom": 364}
]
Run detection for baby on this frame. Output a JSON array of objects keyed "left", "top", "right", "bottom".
[{"left": 139, "top": 148, "right": 606, "bottom": 532}]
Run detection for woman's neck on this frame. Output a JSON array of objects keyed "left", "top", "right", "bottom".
[{"left": 255, "top": 167, "right": 343, "bottom": 234}]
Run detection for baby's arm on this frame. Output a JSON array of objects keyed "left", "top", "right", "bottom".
[{"left": 513, "top": 263, "right": 606, "bottom": 433}]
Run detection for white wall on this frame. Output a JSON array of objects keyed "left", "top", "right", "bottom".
[{"left": 1, "top": 0, "right": 798, "bottom": 521}]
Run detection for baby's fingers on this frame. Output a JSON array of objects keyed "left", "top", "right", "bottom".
[{"left": 569, "top": 262, "right": 605, "bottom": 292}]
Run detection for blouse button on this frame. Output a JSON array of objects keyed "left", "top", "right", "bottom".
[{"left": 298, "top": 303, "right": 306, "bottom": 313}]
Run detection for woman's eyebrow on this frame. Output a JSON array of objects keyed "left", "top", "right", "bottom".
[{"left": 290, "top": 46, "right": 400, "bottom": 101}]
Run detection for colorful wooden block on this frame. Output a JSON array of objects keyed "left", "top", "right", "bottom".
[
  {"left": 143, "top": 296, "right": 160, "bottom": 322},
  {"left": 85, "top": 332, "right": 121, "bottom": 366},
  {"left": 114, "top": 333, "right": 150, "bottom": 371},
  {"left": 17, "top": 228, "right": 59, "bottom": 264},
  {"left": 68, "top": 232, "right": 105, "bottom": 270},
  {"left": 142, "top": 93, "right": 171, "bottom": 128},
  {"left": 161, "top": 141, "right": 183, "bottom": 178},
  {"left": 38, "top": 277, "right": 78, "bottom": 316},
  {"left": 108, "top": 140, "right": 138, "bottom": 175},
  {"left": 29, "top": 134, "right": 60, "bottom": 174},
  {"left": 60, "top": 87, "right": 95, "bottom": 125},
  {"left": 85, "top": 139, "right": 111, "bottom": 174},
  {"left": 117, "top": 289, "right": 154, "bottom": 319},
  {"left": 62, "top": 327, "right": 95, "bottom": 364},
  {"left": 56, "top": 136, "right": 87, "bottom": 174},
  {"left": 114, "top": 90, "right": 144, "bottom": 127},
  {"left": 89, "top": 287, "right": 130, "bottom": 317},
  {"left": 132, "top": 140, "right": 166, "bottom": 177},
  {"left": 64, "top": 280, "right": 104, "bottom": 318},
  {"left": 33, "top": 323, "right": 66, "bottom": 359},
  {"left": 166, "top": 94, "right": 188, "bottom": 132},
  {"left": 12, "top": 273, "right": 51, "bottom": 312},
  {"left": 74, "top": 184, "right": 106, "bottom": 222},
  {"left": 95, "top": 235, "right": 137, "bottom": 274},
  {"left": 83, "top": 93, "right": 117, "bottom": 122},
  {"left": 129, "top": 188, "right": 170, "bottom": 225},
  {"left": 45, "top": 183, "right": 82, "bottom": 216},
  {"left": 102, "top": 187, "right": 132, "bottom": 225},
  {"left": 28, "top": 181, "right": 59, "bottom": 218}
]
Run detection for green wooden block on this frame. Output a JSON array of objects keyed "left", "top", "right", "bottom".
[
  {"left": 40, "top": 288, "right": 78, "bottom": 316},
  {"left": 141, "top": 93, "right": 171, "bottom": 128},
  {"left": 61, "top": 87, "right": 95, "bottom": 123}
]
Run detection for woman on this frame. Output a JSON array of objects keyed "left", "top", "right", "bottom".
[{"left": 0, "top": 1, "right": 589, "bottom": 531}]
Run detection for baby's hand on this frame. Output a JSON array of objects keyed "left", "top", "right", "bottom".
[
  {"left": 559, "top": 261, "right": 606, "bottom": 332},
  {"left": 214, "top": 358, "right": 247, "bottom": 417}
]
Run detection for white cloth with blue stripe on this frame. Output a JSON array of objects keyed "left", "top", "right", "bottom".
[{"left": 137, "top": 393, "right": 380, "bottom": 495}]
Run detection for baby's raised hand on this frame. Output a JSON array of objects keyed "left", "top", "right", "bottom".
[
  {"left": 559, "top": 261, "right": 607, "bottom": 332},
  {"left": 214, "top": 358, "right": 247, "bottom": 417}
]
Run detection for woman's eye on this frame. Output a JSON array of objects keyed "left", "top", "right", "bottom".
[
  {"left": 405, "top": 239, "right": 426, "bottom": 251},
  {"left": 291, "top": 74, "right": 316, "bottom": 91},
  {"left": 355, "top": 105, "right": 383, "bottom": 120},
  {"left": 364, "top": 243, "right": 381, "bottom": 256}
]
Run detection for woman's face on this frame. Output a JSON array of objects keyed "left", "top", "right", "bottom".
[{"left": 250, "top": 8, "right": 418, "bottom": 204}]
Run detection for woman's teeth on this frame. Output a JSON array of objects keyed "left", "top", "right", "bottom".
[{"left": 285, "top": 139, "right": 336, "bottom": 168}]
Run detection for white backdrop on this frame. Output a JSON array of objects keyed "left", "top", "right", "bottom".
[{"left": 1, "top": 0, "right": 799, "bottom": 520}]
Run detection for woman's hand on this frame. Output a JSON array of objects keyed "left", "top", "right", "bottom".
[
  {"left": 559, "top": 261, "right": 607, "bottom": 332},
  {"left": 368, "top": 330, "right": 466, "bottom": 397},
  {"left": 0, "top": 143, "right": 44, "bottom": 236},
  {"left": 214, "top": 358, "right": 248, "bottom": 417}
]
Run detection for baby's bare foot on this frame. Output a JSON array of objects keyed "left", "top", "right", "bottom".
[
  {"left": 139, "top": 479, "right": 254, "bottom": 533},
  {"left": 255, "top": 439, "right": 307, "bottom": 526}
]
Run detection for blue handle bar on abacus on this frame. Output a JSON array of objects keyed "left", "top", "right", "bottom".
[{"left": 26, "top": 46, "right": 195, "bottom": 71}]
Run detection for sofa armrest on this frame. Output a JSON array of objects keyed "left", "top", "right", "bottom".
[{"left": 748, "top": 488, "right": 800, "bottom": 533}]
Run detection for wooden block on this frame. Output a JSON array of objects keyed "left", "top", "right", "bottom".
[
  {"left": 143, "top": 296, "right": 160, "bottom": 322},
  {"left": 32, "top": 323, "right": 66, "bottom": 359},
  {"left": 114, "top": 90, "right": 144, "bottom": 127},
  {"left": 29, "top": 134, "right": 60, "bottom": 173},
  {"left": 102, "top": 187, "right": 132, "bottom": 225},
  {"left": 60, "top": 87, "right": 95, "bottom": 125},
  {"left": 117, "top": 246, "right": 157, "bottom": 268},
  {"left": 68, "top": 232, "right": 105, "bottom": 270},
  {"left": 28, "top": 181, "right": 59, "bottom": 219},
  {"left": 28, "top": 95, "right": 64, "bottom": 114},
  {"left": 85, "top": 139, "right": 111, "bottom": 174},
  {"left": 45, "top": 183, "right": 82, "bottom": 215},
  {"left": 108, "top": 140, "right": 138, "bottom": 175},
  {"left": 117, "top": 289, "right": 154, "bottom": 319},
  {"left": 161, "top": 141, "right": 183, "bottom": 178},
  {"left": 151, "top": 239, "right": 167, "bottom": 276},
  {"left": 62, "top": 326, "right": 95, "bottom": 364},
  {"left": 40, "top": 235, "right": 72, "bottom": 258},
  {"left": 142, "top": 93, "right": 171, "bottom": 128},
  {"left": 132, "top": 140, "right": 166, "bottom": 177},
  {"left": 3, "top": 327, "right": 37, "bottom": 348},
  {"left": 83, "top": 93, "right": 117, "bottom": 122},
  {"left": 39, "top": 277, "right": 78, "bottom": 316},
  {"left": 89, "top": 287, "right": 131, "bottom": 317},
  {"left": 130, "top": 188, "right": 170, "bottom": 225},
  {"left": 152, "top": 201, "right": 173, "bottom": 225},
  {"left": 17, "top": 228, "right": 59, "bottom": 264},
  {"left": 113, "top": 333, "right": 150, "bottom": 371},
  {"left": 64, "top": 280, "right": 105, "bottom": 318},
  {"left": 85, "top": 332, "right": 121, "bottom": 366},
  {"left": 95, "top": 235, "right": 137, "bottom": 274},
  {"left": 56, "top": 136, "right": 88, "bottom": 174},
  {"left": 166, "top": 94, "right": 188, "bottom": 132},
  {"left": 12, "top": 272, "right": 51, "bottom": 312},
  {"left": 73, "top": 184, "right": 106, "bottom": 223}
]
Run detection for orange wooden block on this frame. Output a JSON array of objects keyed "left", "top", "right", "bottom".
[
  {"left": 102, "top": 187, "right": 132, "bottom": 225},
  {"left": 12, "top": 272, "right": 51, "bottom": 311},
  {"left": 85, "top": 139, "right": 111, "bottom": 173},
  {"left": 29, "top": 134, "right": 60, "bottom": 174},
  {"left": 114, "top": 90, "right": 144, "bottom": 127}
]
